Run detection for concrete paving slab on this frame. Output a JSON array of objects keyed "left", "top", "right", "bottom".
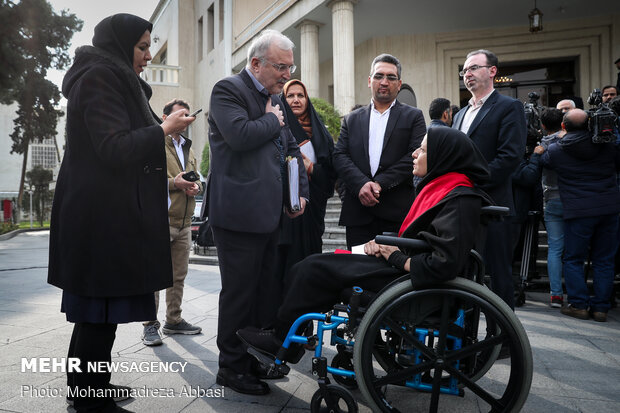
[{"left": 1, "top": 231, "right": 620, "bottom": 412}]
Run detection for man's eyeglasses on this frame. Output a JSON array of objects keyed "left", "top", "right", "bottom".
[
  {"left": 262, "top": 59, "right": 296, "bottom": 74},
  {"left": 372, "top": 73, "right": 400, "bottom": 82},
  {"left": 459, "top": 65, "right": 493, "bottom": 77}
]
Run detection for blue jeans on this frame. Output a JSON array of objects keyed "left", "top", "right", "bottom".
[
  {"left": 544, "top": 199, "right": 564, "bottom": 297},
  {"left": 563, "top": 214, "right": 619, "bottom": 313}
]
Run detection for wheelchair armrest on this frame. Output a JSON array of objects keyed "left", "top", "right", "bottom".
[
  {"left": 374, "top": 235, "right": 432, "bottom": 252},
  {"left": 480, "top": 206, "right": 510, "bottom": 217},
  {"left": 381, "top": 232, "right": 398, "bottom": 236}
]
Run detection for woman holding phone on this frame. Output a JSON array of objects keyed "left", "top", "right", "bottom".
[{"left": 48, "top": 13, "right": 194, "bottom": 412}]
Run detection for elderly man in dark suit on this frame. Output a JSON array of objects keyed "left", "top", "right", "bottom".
[
  {"left": 207, "top": 30, "right": 309, "bottom": 395},
  {"left": 333, "top": 54, "right": 426, "bottom": 249},
  {"left": 452, "top": 49, "right": 526, "bottom": 309}
]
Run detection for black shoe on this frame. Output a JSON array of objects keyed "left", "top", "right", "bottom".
[
  {"left": 215, "top": 368, "right": 269, "bottom": 395},
  {"left": 237, "top": 327, "right": 305, "bottom": 364},
  {"left": 251, "top": 359, "right": 285, "bottom": 380}
]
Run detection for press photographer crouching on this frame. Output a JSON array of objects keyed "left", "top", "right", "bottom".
[{"left": 537, "top": 108, "right": 620, "bottom": 322}]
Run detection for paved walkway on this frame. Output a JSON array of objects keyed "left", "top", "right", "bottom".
[{"left": 1, "top": 231, "right": 619, "bottom": 412}]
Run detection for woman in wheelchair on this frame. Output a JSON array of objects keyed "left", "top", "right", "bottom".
[{"left": 238, "top": 127, "right": 493, "bottom": 362}]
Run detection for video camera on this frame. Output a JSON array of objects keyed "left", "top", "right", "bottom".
[
  {"left": 523, "top": 92, "right": 543, "bottom": 154},
  {"left": 587, "top": 88, "right": 618, "bottom": 144}
]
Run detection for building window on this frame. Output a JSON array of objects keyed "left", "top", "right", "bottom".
[
  {"left": 397, "top": 84, "right": 417, "bottom": 108},
  {"left": 198, "top": 17, "right": 203, "bottom": 61},
  {"left": 207, "top": 4, "right": 215, "bottom": 52},
  {"left": 30, "top": 139, "right": 57, "bottom": 170},
  {"left": 158, "top": 49, "right": 167, "bottom": 65}
]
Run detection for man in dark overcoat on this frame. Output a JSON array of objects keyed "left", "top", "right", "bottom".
[
  {"left": 206, "top": 29, "right": 309, "bottom": 395},
  {"left": 452, "top": 49, "right": 527, "bottom": 309}
]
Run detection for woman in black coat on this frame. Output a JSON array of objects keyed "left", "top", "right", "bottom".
[
  {"left": 238, "top": 127, "right": 492, "bottom": 360},
  {"left": 276, "top": 79, "right": 336, "bottom": 276},
  {"left": 47, "top": 14, "right": 194, "bottom": 413}
]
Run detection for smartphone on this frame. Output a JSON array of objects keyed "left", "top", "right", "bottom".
[
  {"left": 182, "top": 171, "right": 200, "bottom": 182},
  {"left": 188, "top": 108, "right": 202, "bottom": 117}
]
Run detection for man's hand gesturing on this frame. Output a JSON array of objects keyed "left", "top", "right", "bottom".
[{"left": 265, "top": 97, "right": 284, "bottom": 127}]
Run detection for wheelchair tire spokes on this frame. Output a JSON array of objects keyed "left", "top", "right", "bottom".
[
  {"left": 444, "top": 331, "right": 505, "bottom": 362},
  {"left": 382, "top": 316, "right": 437, "bottom": 360},
  {"left": 373, "top": 359, "right": 435, "bottom": 387},
  {"left": 353, "top": 279, "right": 533, "bottom": 413},
  {"left": 441, "top": 361, "right": 504, "bottom": 410}
]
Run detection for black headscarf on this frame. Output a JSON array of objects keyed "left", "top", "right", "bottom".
[
  {"left": 92, "top": 13, "right": 153, "bottom": 69},
  {"left": 281, "top": 80, "right": 334, "bottom": 165},
  {"left": 417, "top": 127, "right": 490, "bottom": 193}
]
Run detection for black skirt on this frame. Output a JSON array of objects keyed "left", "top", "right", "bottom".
[{"left": 61, "top": 290, "right": 156, "bottom": 324}]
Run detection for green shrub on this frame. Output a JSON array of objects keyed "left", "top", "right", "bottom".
[
  {"left": 200, "top": 142, "right": 210, "bottom": 178},
  {"left": 0, "top": 222, "right": 19, "bottom": 235},
  {"left": 311, "top": 98, "right": 342, "bottom": 141}
]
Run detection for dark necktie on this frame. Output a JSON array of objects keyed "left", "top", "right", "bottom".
[{"left": 261, "top": 89, "right": 286, "bottom": 190}]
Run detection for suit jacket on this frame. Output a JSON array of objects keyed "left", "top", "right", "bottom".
[
  {"left": 452, "top": 90, "right": 526, "bottom": 213},
  {"left": 206, "top": 69, "right": 309, "bottom": 234},
  {"left": 333, "top": 100, "right": 426, "bottom": 226}
]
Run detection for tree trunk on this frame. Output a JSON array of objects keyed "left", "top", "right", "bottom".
[{"left": 17, "top": 145, "right": 29, "bottom": 219}]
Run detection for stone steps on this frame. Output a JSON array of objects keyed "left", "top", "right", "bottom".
[{"left": 194, "top": 193, "right": 551, "bottom": 278}]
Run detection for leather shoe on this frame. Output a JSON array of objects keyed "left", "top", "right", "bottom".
[
  {"left": 237, "top": 327, "right": 305, "bottom": 364},
  {"left": 561, "top": 304, "right": 589, "bottom": 320},
  {"left": 216, "top": 368, "right": 269, "bottom": 395},
  {"left": 591, "top": 311, "right": 607, "bottom": 322}
]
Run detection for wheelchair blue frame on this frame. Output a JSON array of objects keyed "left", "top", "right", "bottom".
[{"left": 274, "top": 304, "right": 467, "bottom": 397}]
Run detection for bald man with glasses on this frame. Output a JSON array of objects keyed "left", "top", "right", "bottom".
[{"left": 453, "top": 49, "right": 526, "bottom": 310}]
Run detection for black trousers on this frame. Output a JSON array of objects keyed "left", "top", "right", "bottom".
[
  {"left": 484, "top": 220, "right": 515, "bottom": 309},
  {"left": 275, "top": 253, "right": 403, "bottom": 336},
  {"left": 345, "top": 217, "right": 401, "bottom": 250},
  {"left": 67, "top": 322, "right": 117, "bottom": 412},
  {"left": 212, "top": 226, "right": 280, "bottom": 374}
]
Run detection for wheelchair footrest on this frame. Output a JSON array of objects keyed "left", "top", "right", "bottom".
[{"left": 247, "top": 347, "right": 290, "bottom": 376}]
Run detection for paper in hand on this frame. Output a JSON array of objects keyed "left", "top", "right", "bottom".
[{"left": 299, "top": 140, "right": 317, "bottom": 164}]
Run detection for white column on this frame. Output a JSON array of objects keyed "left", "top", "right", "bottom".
[
  {"left": 329, "top": 0, "right": 356, "bottom": 116},
  {"left": 298, "top": 20, "right": 321, "bottom": 99}
]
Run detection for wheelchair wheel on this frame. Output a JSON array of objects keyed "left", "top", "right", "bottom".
[
  {"left": 310, "top": 384, "right": 358, "bottom": 413},
  {"left": 331, "top": 351, "right": 358, "bottom": 389},
  {"left": 353, "top": 278, "right": 532, "bottom": 413}
]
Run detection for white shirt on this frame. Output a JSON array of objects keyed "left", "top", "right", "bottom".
[
  {"left": 172, "top": 134, "right": 186, "bottom": 170},
  {"left": 459, "top": 89, "right": 495, "bottom": 134},
  {"left": 368, "top": 99, "right": 396, "bottom": 177},
  {"left": 168, "top": 134, "right": 187, "bottom": 209}
]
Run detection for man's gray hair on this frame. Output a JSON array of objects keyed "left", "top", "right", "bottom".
[
  {"left": 558, "top": 99, "right": 576, "bottom": 109},
  {"left": 246, "top": 29, "right": 295, "bottom": 68}
]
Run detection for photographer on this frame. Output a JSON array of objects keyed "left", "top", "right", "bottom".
[
  {"left": 509, "top": 93, "right": 543, "bottom": 272},
  {"left": 537, "top": 109, "right": 620, "bottom": 322},
  {"left": 536, "top": 108, "right": 566, "bottom": 308},
  {"left": 602, "top": 85, "right": 618, "bottom": 104}
]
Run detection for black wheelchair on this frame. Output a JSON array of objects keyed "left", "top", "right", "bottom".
[{"left": 248, "top": 206, "right": 533, "bottom": 412}]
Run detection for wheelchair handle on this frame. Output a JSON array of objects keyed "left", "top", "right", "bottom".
[
  {"left": 480, "top": 206, "right": 509, "bottom": 217},
  {"left": 374, "top": 235, "right": 431, "bottom": 252}
]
